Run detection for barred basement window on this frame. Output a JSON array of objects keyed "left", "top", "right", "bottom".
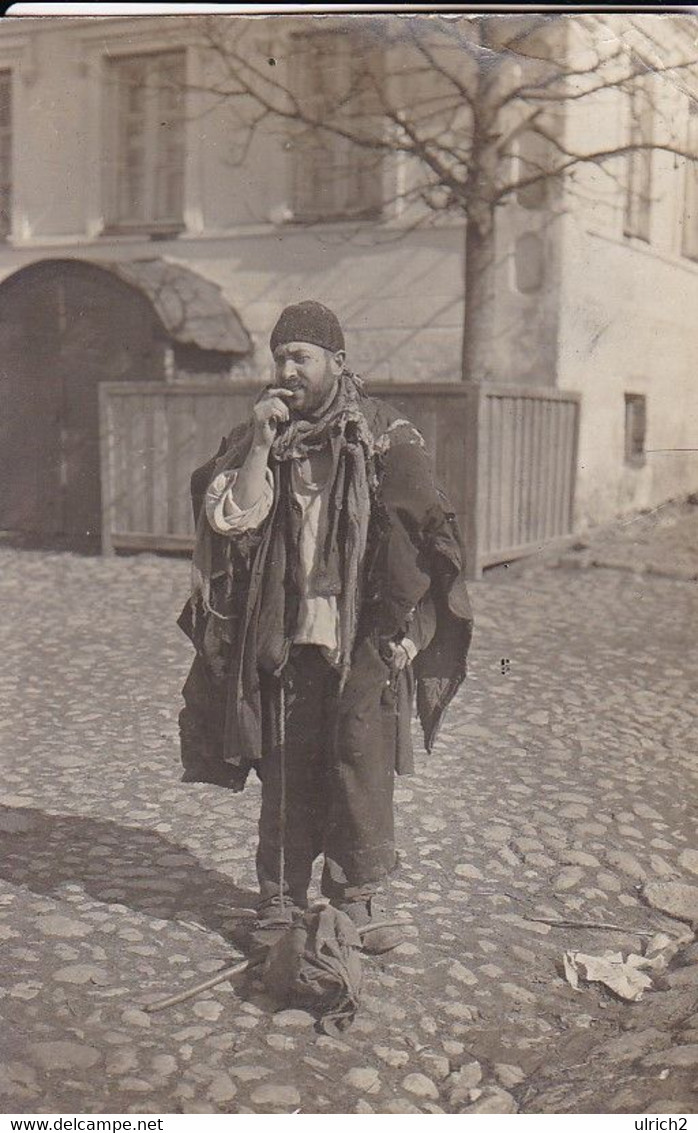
[
  {"left": 682, "top": 100, "right": 698, "bottom": 261},
  {"left": 105, "top": 50, "right": 185, "bottom": 235},
  {"left": 0, "top": 70, "right": 12, "bottom": 239},
  {"left": 287, "top": 30, "right": 384, "bottom": 223},
  {"left": 624, "top": 393, "right": 647, "bottom": 466},
  {"left": 623, "top": 72, "right": 653, "bottom": 243}
]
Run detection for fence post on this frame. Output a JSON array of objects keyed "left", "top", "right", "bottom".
[
  {"left": 569, "top": 398, "right": 581, "bottom": 534},
  {"left": 463, "top": 382, "right": 483, "bottom": 580},
  {"left": 98, "top": 383, "right": 115, "bottom": 557}
]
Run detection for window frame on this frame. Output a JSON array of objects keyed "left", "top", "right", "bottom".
[
  {"left": 0, "top": 67, "right": 12, "bottom": 241},
  {"left": 102, "top": 47, "right": 187, "bottom": 238},
  {"left": 624, "top": 392, "right": 647, "bottom": 467},
  {"left": 515, "top": 129, "right": 550, "bottom": 212},
  {"left": 681, "top": 98, "right": 698, "bottom": 262},
  {"left": 0, "top": 27, "right": 33, "bottom": 244},
  {"left": 623, "top": 69, "right": 654, "bottom": 244},
  {"left": 286, "top": 28, "right": 385, "bottom": 225}
]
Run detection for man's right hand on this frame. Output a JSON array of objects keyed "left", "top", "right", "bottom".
[
  {"left": 252, "top": 388, "right": 293, "bottom": 448},
  {"left": 222, "top": 390, "right": 293, "bottom": 512}
]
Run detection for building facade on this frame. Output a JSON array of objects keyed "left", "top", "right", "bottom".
[{"left": 0, "top": 13, "right": 696, "bottom": 551}]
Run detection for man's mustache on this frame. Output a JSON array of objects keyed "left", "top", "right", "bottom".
[{"left": 264, "top": 381, "right": 304, "bottom": 393}]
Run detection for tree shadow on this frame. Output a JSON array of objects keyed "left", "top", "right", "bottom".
[{"left": 0, "top": 804, "right": 258, "bottom": 942}]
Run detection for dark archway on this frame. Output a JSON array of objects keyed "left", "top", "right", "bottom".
[
  {"left": 0, "top": 257, "right": 250, "bottom": 550},
  {"left": 0, "top": 259, "right": 166, "bottom": 549}
]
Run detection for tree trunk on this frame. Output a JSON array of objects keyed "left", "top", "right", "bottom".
[
  {"left": 461, "top": 205, "right": 498, "bottom": 384},
  {"left": 460, "top": 22, "right": 500, "bottom": 385}
]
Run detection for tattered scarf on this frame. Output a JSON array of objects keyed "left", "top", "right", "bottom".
[{"left": 190, "top": 371, "right": 375, "bottom": 686}]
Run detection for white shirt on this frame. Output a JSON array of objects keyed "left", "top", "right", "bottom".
[
  {"left": 205, "top": 459, "right": 342, "bottom": 662},
  {"left": 205, "top": 452, "right": 421, "bottom": 666}
]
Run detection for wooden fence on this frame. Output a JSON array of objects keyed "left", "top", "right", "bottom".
[
  {"left": 99, "top": 381, "right": 580, "bottom": 577},
  {"left": 470, "top": 385, "right": 581, "bottom": 571}
]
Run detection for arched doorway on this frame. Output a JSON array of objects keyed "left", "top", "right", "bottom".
[
  {"left": 0, "top": 257, "right": 251, "bottom": 550},
  {"left": 0, "top": 259, "right": 166, "bottom": 549}
]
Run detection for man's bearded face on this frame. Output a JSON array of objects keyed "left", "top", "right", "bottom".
[{"left": 273, "top": 341, "right": 344, "bottom": 418}]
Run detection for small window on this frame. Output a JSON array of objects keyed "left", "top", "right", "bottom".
[
  {"left": 0, "top": 70, "right": 12, "bottom": 239},
  {"left": 516, "top": 130, "right": 549, "bottom": 210},
  {"left": 514, "top": 231, "right": 544, "bottom": 292},
  {"left": 624, "top": 72, "right": 653, "bottom": 242},
  {"left": 287, "top": 30, "right": 384, "bottom": 223},
  {"left": 105, "top": 50, "right": 185, "bottom": 235},
  {"left": 624, "top": 393, "right": 646, "bottom": 466},
  {"left": 682, "top": 100, "right": 698, "bottom": 261}
]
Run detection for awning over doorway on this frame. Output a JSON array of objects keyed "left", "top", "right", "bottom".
[{"left": 93, "top": 257, "right": 252, "bottom": 355}]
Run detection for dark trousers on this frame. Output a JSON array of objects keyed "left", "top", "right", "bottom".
[{"left": 257, "top": 641, "right": 397, "bottom": 906}]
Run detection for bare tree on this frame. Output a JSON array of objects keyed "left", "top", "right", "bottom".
[{"left": 186, "top": 12, "right": 698, "bottom": 382}]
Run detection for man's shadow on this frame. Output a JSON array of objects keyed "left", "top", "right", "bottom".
[{"left": 0, "top": 804, "right": 258, "bottom": 943}]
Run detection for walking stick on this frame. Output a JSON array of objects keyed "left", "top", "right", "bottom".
[
  {"left": 144, "top": 662, "right": 408, "bottom": 1016},
  {"left": 143, "top": 955, "right": 264, "bottom": 1014},
  {"left": 278, "top": 675, "right": 287, "bottom": 917}
]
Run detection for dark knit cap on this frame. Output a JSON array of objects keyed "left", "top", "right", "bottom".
[{"left": 269, "top": 300, "right": 345, "bottom": 356}]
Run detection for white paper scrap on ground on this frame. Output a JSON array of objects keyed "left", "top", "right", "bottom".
[{"left": 563, "top": 949, "right": 655, "bottom": 1001}]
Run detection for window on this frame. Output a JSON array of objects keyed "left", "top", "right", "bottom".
[
  {"left": 105, "top": 50, "right": 185, "bottom": 233},
  {"left": 624, "top": 393, "right": 646, "bottom": 466},
  {"left": 623, "top": 74, "right": 653, "bottom": 242},
  {"left": 287, "top": 31, "right": 383, "bottom": 222},
  {"left": 682, "top": 100, "right": 698, "bottom": 261},
  {"left": 516, "top": 130, "right": 550, "bottom": 211},
  {"left": 0, "top": 70, "right": 11, "bottom": 238},
  {"left": 514, "top": 232, "right": 544, "bottom": 292}
]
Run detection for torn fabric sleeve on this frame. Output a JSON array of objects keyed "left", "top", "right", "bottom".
[{"left": 205, "top": 468, "right": 274, "bottom": 534}]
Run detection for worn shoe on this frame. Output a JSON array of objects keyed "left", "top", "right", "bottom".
[
  {"left": 336, "top": 896, "right": 410, "bottom": 955},
  {"left": 248, "top": 895, "right": 304, "bottom": 954}
]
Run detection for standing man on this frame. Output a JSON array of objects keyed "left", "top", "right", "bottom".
[{"left": 177, "top": 301, "right": 473, "bottom": 950}]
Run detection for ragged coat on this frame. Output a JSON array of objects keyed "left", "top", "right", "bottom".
[{"left": 177, "top": 388, "right": 474, "bottom": 792}]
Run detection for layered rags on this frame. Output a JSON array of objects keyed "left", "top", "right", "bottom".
[{"left": 177, "top": 371, "right": 474, "bottom": 791}]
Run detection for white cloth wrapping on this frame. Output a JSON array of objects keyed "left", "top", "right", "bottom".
[
  {"left": 204, "top": 458, "right": 419, "bottom": 665},
  {"left": 205, "top": 462, "right": 341, "bottom": 661},
  {"left": 206, "top": 468, "right": 274, "bottom": 532}
]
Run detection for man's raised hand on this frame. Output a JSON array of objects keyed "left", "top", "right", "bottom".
[{"left": 252, "top": 388, "right": 294, "bottom": 447}]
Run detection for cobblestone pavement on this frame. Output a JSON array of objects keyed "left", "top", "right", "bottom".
[{"left": 0, "top": 541, "right": 697, "bottom": 1115}]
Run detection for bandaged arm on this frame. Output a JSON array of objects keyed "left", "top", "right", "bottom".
[{"left": 205, "top": 468, "right": 274, "bottom": 534}]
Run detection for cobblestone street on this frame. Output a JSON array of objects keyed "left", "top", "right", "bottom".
[{"left": 1, "top": 511, "right": 697, "bottom": 1115}]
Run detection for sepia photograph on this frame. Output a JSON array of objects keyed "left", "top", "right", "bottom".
[{"left": 0, "top": 2, "right": 697, "bottom": 1120}]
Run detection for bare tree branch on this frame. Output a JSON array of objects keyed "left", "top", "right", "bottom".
[{"left": 174, "top": 14, "right": 698, "bottom": 268}]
